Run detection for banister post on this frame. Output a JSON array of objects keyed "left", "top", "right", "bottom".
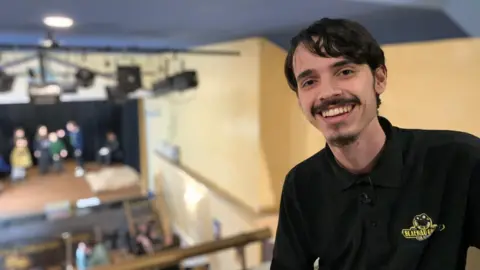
[{"left": 62, "top": 232, "right": 74, "bottom": 270}]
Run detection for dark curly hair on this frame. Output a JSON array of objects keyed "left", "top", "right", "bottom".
[{"left": 284, "top": 18, "right": 385, "bottom": 108}]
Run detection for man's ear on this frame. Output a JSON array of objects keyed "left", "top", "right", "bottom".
[{"left": 374, "top": 65, "right": 387, "bottom": 95}]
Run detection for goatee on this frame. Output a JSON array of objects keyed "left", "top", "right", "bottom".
[{"left": 328, "top": 133, "right": 359, "bottom": 147}]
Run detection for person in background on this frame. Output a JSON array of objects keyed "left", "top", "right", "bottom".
[
  {"left": 4, "top": 249, "right": 31, "bottom": 270},
  {"left": 34, "top": 125, "right": 51, "bottom": 175},
  {"left": 66, "top": 121, "right": 85, "bottom": 177},
  {"left": 86, "top": 239, "right": 111, "bottom": 267},
  {"left": 10, "top": 137, "right": 32, "bottom": 182},
  {"left": 48, "top": 132, "right": 67, "bottom": 173},
  {"left": 76, "top": 242, "right": 88, "bottom": 270},
  {"left": 11, "top": 127, "right": 25, "bottom": 147},
  {"left": 134, "top": 223, "right": 154, "bottom": 256},
  {"left": 97, "top": 132, "right": 120, "bottom": 166}
]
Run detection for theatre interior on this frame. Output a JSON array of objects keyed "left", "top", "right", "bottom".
[{"left": 0, "top": 1, "right": 478, "bottom": 269}]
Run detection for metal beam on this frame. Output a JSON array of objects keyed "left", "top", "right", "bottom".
[{"left": 0, "top": 44, "right": 241, "bottom": 56}]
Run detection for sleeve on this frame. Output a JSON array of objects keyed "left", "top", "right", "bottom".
[
  {"left": 467, "top": 135, "right": 480, "bottom": 248},
  {"left": 34, "top": 139, "right": 40, "bottom": 152},
  {"left": 9, "top": 148, "right": 16, "bottom": 165},
  {"left": 78, "top": 131, "right": 84, "bottom": 149},
  {"left": 271, "top": 169, "right": 315, "bottom": 270}
]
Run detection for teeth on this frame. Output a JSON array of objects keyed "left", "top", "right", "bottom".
[{"left": 321, "top": 105, "right": 353, "bottom": 118}]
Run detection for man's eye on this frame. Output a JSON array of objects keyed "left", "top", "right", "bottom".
[
  {"left": 339, "top": 69, "right": 354, "bottom": 76},
  {"left": 301, "top": 80, "right": 315, "bottom": 88}
]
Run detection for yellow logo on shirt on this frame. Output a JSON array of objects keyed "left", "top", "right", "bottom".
[{"left": 401, "top": 213, "right": 445, "bottom": 241}]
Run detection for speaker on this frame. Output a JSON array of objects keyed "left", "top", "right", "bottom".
[
  {"left": 152, "top": 76, "right": 174, "bottom": 96},
  {"left": 117, "top": 66, "right": 142, "bottom": 93},
  {"left": 75, "top": 68, "right": 95, "bottom": 88},
  {"left": 0, "top": 70, "right": 15, "bottom": 92},
  {"left": 106, "top": 86, "right": 128, "bottom": 104},
  {"left": 171, "top": 70, "right": 198, "bottom": 91}
]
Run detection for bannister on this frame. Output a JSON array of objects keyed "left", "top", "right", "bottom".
[
  {"left": 91, "top": 227, "right": 272, "bottom": 270},
  {"left": 62, "top": 232, "right": 74, "bottom": 270}
]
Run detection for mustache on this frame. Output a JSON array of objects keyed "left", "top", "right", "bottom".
[{"left": 311, "top": 96, "right": 361, "bottom": 116}]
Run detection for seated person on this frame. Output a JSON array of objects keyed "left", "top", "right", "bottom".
[
  {"left": 76, "top": 242, "right": 88, "bottom": 270},
  {"left": 5, "top": 249, "right": 32, "bottom": 270},
  {"left": 97, "top": 132, "right": 121, "bottom": 165},
  {"left": 134, "top": 223, "right": 154, "bottom": 256},
  {"left": 86, "top": 238, "right": 111, "bottom": 267}
]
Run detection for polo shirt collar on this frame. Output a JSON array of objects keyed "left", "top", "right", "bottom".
[{"left": 325, "top": 116, "right": 404, "bottom": 190}]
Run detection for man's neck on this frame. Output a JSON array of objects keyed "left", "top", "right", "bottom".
[{"left": 330, "top": 118, "right": 386, "bottom": 174}]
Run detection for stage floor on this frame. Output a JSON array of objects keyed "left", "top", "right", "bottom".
[{"left": 0, "top": 161, "right": 143, "bottom": 217}]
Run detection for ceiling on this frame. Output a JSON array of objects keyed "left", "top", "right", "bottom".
[{"left": 0, "top": 0, "right": 475, "bottom": 50}]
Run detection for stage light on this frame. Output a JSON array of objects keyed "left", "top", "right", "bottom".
[
  {"left": 0, "top": 70, "right": 15, "bottom": 92},
  {"left": 152, "top": 70, "right": 198, "bottom": 97},
  {"left": 106, "top": 85, "right": 128, "bottom": 104},
  {"left": 75, "top": 68, "right": 95, "bottom": 88},
  {"left": 43, "top": 16, "right": 74, "bottom": 28}
]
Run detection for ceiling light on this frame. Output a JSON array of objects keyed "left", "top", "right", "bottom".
[{"left": 43, "top": 16, "right": 74, "bottom": 28}]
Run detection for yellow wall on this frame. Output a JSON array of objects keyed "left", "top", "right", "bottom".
[
  {"left": 258, "top": 40, "right": 323, "bottom": 206},
  {"left": 145, "top": 38, "right": 276, "bottom": 212},
  {"left": 380, "top": 38, "right": 480, "bottom": 136}
]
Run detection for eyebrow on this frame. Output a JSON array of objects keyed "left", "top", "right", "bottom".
[{"left": 295, "top": 59, "right": 355, "bottom": 82}]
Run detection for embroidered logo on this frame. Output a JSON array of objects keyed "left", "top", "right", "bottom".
[{"left": 401, "top": 213, "right": 445, "bottom": 241}]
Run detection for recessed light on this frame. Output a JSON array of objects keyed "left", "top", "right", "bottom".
[{"left": 43, "top": 16, "right": 74, "bottom": 28}]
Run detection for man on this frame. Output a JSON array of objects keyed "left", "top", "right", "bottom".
[
  {"left": 271, "top": 18, "right": 480, "bottom": 270},
  {"left": 35, "top": 125, "right": 51, "bottom": 175},
  {"left": 97, "top": 132, "right": 121, "bottom": 165},
  {"left": 66, "top": 121, "right": 85, "bottom": 177},
  {"left": 86, "top": 239, "right": 111, "bottom": 267},
  {"left": 48, "top": 132, "right": 68, "bottom": 173}
]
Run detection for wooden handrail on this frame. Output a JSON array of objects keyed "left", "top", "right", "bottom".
[
  {"left": 91, "top": 227, "right": 272, "bottom": 270},
  {"left": 155, "top": 151, "right": 278, "bottom": 216},
  {"left": 122, "top": 201, "right": 136, "bottom": 237}
]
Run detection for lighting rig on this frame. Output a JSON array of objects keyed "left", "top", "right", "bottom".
[{"left": 0, "top": 30, "right": 240, "bottom": 105}]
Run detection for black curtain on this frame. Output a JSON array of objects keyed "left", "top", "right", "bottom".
[{"left": 0, "top": 100, "right": 140, "bottom": 171}]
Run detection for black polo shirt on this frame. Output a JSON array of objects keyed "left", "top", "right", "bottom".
[{"left": 271, "top": 117, "right": 480, "bottom": 270}]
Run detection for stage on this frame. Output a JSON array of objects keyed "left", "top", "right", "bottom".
[{"left": 0, "top": 161, "right": 143, "bottom": 218}]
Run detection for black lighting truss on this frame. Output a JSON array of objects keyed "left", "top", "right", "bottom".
[{"left": 0, "top": 44, "right": 240, "bottom": 84}]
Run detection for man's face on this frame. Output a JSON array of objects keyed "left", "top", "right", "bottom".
[
  {"left": 107, "top": 133, "right": 116, "bottom": 141},
  {"left": 292, "top": 43, "right": 386, "bottom": 146},
  {"left": 66, "top": 123, "right": 74, "bottom": 131},
  {"left": 39, "top": 126, "right": 47, "bottom": 136}
]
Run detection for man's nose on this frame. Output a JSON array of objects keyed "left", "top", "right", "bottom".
[{"left": 316, "top": 81, "right": 342, "bottom": 101}]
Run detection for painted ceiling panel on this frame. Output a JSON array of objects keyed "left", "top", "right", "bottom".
[
  {"left": 0, "top": 0, "right": 472, "bottom": 49},
  {"left": 265, "top": 6, "right": 468, "bottom": 50}
]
